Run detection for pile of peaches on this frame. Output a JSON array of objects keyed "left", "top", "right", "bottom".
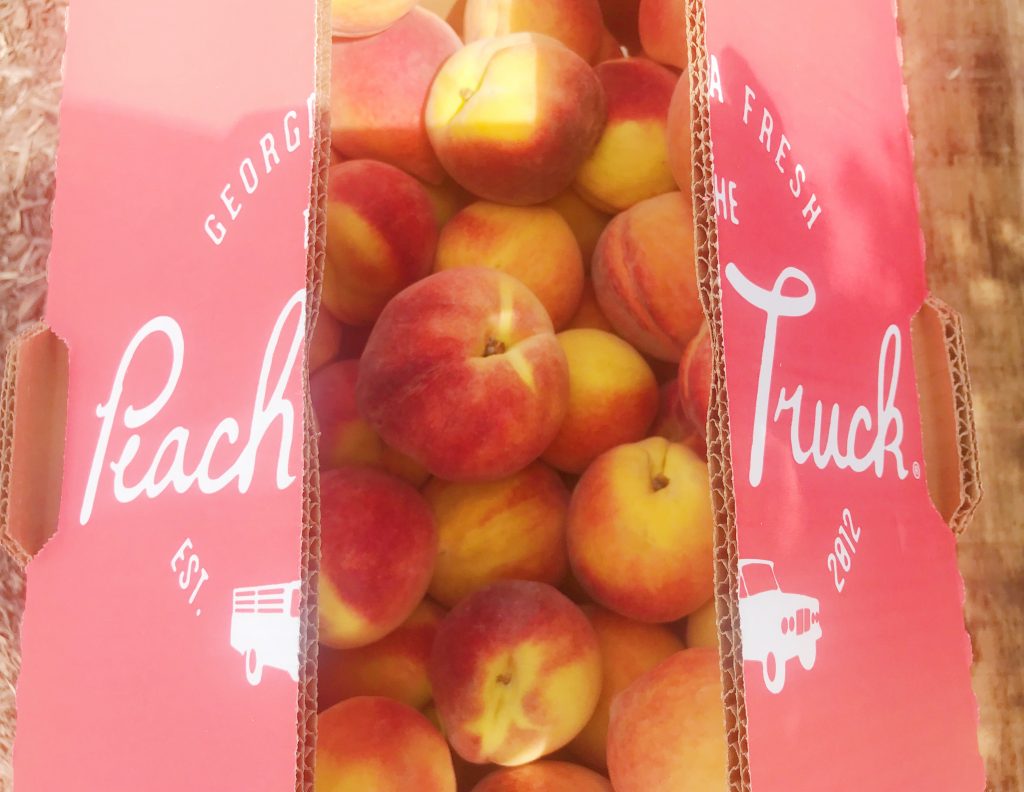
[{"left": 311, "top": 0, "right": 723, "bottom": 790}]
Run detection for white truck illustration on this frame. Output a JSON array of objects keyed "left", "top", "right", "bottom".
[
  {"left": 738, "top": 559, "right": 821, "bottom": 694},
  {"left": 230, "top": 581, "right": 302, "bottom": 686}
]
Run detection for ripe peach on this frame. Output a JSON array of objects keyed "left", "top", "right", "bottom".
[
  {"left": 435, "top": 202, "right": 585, "bottom": 329},
  {"left": 319, "top": 467, "right": 438, "bottom": 649},
  {"left": 311, "top": 360, "right": 429, "bottom": 486},
  {"left": 592, "top": 191, "right": 702, "bottom": 361},
  {"left": 569, "top": 606, "right": 683, "bottom": 769},
  {"left": 318, "top": 600, "right": 445, "bottom": 711},
  {"left": 463, "top": 0, "right": 604, "bottom": 62},
  {"left": 357, "top": 269, "right": 570, "bottom": 482},
  {"left": 685, "top": 598, "right": 719, "bottom": 649},
  {"left": 543, "top": 190, "right": 611, "bottom": 266},
  {"left": 638, "top": 0, "right": 688, "bottom": 69},
  {"left": 607, "top": 649, "right": 727, "bottom": 792},
  {"left": 424, "top": 463, "right": 569, "bottom": 607},
  {"left": 331, "top": 9, "right": 460, "bottom": 183},
  {"left": 575, "top": 58, "right": 678, "bottom": 212},
  {"left": 567, "top": 437, "right": 714, "bottom": 622},
  {"left": 472, "top": 761, "right": 613, "bottom": 791},
  {"left": 597, "top": 0, "right": 642, "bottom": 51},
  {"left": 423, "top": 702, "right": 497, "bottom": 790},
  {"left": 322, "top": 161, "right": 438, "bottom": 326},
  {"left": 542, "top": 330, "right": 659, "bottom": 474},
  {"left": 317, "top": 696, "right": 456, "bottom": 792},
  {"left": 309, "top": 309, "right": 343, "bottom": 373},
  {"left": 679, "top": 323, "right": 712, "bottom": 438},
  {"left": 331, "top": 0, "right": 417, "bottom": 37},
  {"left": 429, "top": 581, "right": 602, "bottom": 766},
  {"left": 666, "top": 72, "right": 693, "bottom": 193},
  {"left": 426, "top": 34, "right": 606, "bottom": 205},
  {"left": 564, "top": 280, "right": 614, "bottom": 332}
]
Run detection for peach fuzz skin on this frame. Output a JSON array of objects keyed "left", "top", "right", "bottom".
[
  {"left": 425, "top": 34, "right": 606, "bottom": 205},
  {"left": 311, "top": 360, "right": 429, "bottom": 485},
  {"left": 592, "top": 191, "right": 703, "bottom": 361},
  {"left": 357, "top": 269, "right": 570, "bottom": 482},
  {"left": 429, "top": 581, "right": 602, "bottom": 767},
  {"left": 331, "top": 9, "right": 460, "bottom": 183},
  {"left": 567, "top": 437, "right": 714, "bottom": 622},
  {"left": 463, "top": 0, "right": 605, "bottom": 62},
  {"left": 679, "top": 323, "right": 713, "bottom": 439},
  {"left": 435, "top": 202, "right": 585, "bottom": 329},
  {"left": 542, "top": 329, "right": 659, "bottom": 474},
  {"left": 667, "top": 72, "right": 693, "bottom": 194},
  {"left": 330, "top": 0, "right": 417, "bottom": 37},
  {"left": 322, "top": 160, "right": 438, "bottom": 326},
  {"left": 574, "top": 58, "right": 679, "bottom": 212},
  {"left": 607, "top": 649, "right": 728, "bottom": 792},
  {"left": 318, "top": 467, "right": 437, "bottom": 649},
  {"left": 569, "top": 606, "right": 683, "bottom": 770},
  {"left": 424, "top": 463, "right": 570, "bottom": 608},
  {"left": 639, "top": 0, "right": 688, "bottom": 69},
  {"left": 316, "top": 696, "right": 456, "bottom": 792},
  {"left": 472, "top": 761, "right": 613, "bottom": 791},
  {"left": 318, "top": 600, "right": 445, "bottom": 712},
  {"left": 685, "top": 599, "right": 719, "bottom": 649}
]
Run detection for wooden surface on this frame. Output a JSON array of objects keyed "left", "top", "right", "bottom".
[
  {"left": 900, "top": 1, "right": 1024, "bottom": 789},
  {"left": 0, "top": 0, "right": 1021, "bottom": 789}
]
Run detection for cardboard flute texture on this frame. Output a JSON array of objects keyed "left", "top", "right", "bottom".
[
  {"left": 688, "top": 0, "right": 984, "bottom": 789},
  {"left": 0, "top": 0, "right": 330, "bottom": 790}
]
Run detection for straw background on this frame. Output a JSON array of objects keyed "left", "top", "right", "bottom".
[{"left": 0, "top": 0, "right": 1021, "bottom": 789}]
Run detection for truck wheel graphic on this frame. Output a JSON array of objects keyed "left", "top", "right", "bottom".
[
  {"left": 245, "top": 648, "right": 264, "bottom": 687},
  {"left": 762, "top": 651, "right": 786, "bottom": 694},
  {"left": 799, "top": 643, "right": 817, "bottom": 671}
]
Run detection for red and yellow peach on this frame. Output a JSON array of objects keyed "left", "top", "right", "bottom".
[
  {"left": 463, "top": 0, "right": 605, "bottom": 62},
  {"left": 472, "top": 761, "right": 613, "bottom": 791},
  {"left": 331, "top": 0, "right": 417, "bottom": 37},
  {"left": 639, "top": 0, "right": 688, "bottom": 69}
]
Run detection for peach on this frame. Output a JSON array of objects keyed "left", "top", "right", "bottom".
[
  {"left": 317, "top": 696, "right": 456, "bottom": 792},
  {"left": 423, "top": 702, "right": 497, "bottom": 790},
  {"left": 472, "top": 761, "right": 613, "bottom": 791},
  {"left": 592, "top": 191, "right": 702, "bottom": 361},
  {"left": 323, "top": 161, "right": 438, "bottom": 326},
  {"left": 311, "top": 360, "right": 429, "bottom": 486},
  {"left": 424, "top": 463, "right": 569, "bottom": 607},
  {"left": 309, "top": 309, "right": 343, "bottom": 373},
  {"left": 318, "top": 600, "right": 445, "bottom": 711},
  {"left": 666, "top": 72, "right": 692, "bottom": 193},
  {"left": 607, "top": 649, "right": 727, "bottom": 792},
  {"left": 597, "top": 0, "right": 642, "bottom": 51},
  {"left": 319, "top": 467, "right": 438, "bottom": 649},
  {"left": 685, "top": 598, "right": 719, "bottom": 649},
  {"left": 436, "top": 202, "right": 584, "bottom": 329},
  {"left": 331, "top": 9, "right": 460, "bottom": 183},
  {"left": 638, "top": 0, "right": 688, "bottom": 69},
  {"left": 543, "top": 190, "right": 610, "bottom": 266},
  {"left": 331, "top": 0, "right": 417, "bottom": 37},
  {"left": 357, "top": 269, "right": 570, "bottom": 481},
  {"left": 564, "top": 280, "right": 614, "bottom": 332},
  {"left": 574, "top": 58, "right": 678, "bottom": 212},
  {"left": 423, "top": 178, "right": 475, "bottom": 229},
  {"left": 463, "top": 0, "right": 604, "bottom": 62},
  {"left": 569, "top": 606, "right": 683, "bottom": 769},
  {"left": 679, "top": 322, "right": 712, "bottom": 438},
  {"left": 542, "top": 330, "right": 659, "bottom": 474},
  {"left": 429, "top": 581, "right": 602, "bottom": 766},
  {"left": 567, "top": 437, "right": 714, "bottom": 622},
  {"left": 652, "top": 378, "right": 706, "bottom": 459},
  {"left": 426, "top": 34, "right": 606, "bottom": 205}
]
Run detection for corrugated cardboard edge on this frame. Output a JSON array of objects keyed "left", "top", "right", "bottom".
[
  {"left": 684, "top": 3, "right": 751, "bottom": 791},
  {"left": 296, "top": 0, "right": 331, "bottom": 788}
]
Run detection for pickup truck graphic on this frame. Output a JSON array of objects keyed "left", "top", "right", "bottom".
[
  {"left": 738, "top": 559, "right": 821, "bottom": 694},
  {"left": 230, "top": 582, "right": 302, "bottom": 686}
]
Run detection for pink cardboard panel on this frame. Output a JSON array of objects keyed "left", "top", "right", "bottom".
[
  {"left": 705, "top": 0, "right": 984, "bottom": 789},
  {"left": 13, "top": 1, "right": 317, "bottom": 789}
]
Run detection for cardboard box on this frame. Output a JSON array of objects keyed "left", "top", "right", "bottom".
[{"left": 0, "top": 0, "right": 985, "bottom": 790}]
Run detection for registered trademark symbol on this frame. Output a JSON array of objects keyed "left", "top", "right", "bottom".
[{"left": 912, "top": 462, "right": 921, "bottom": 479}]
